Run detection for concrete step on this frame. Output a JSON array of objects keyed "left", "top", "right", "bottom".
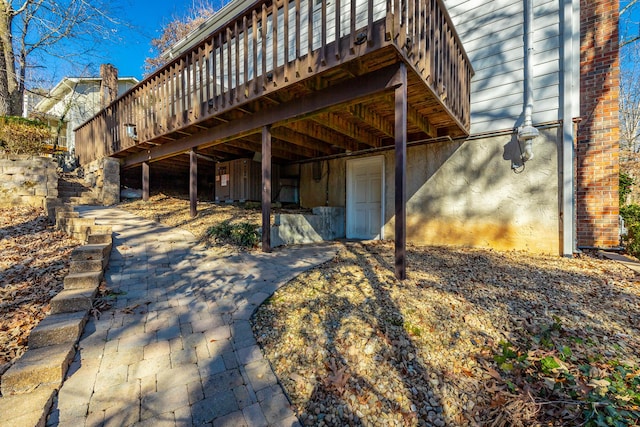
[
  {"left": 1, "top": 344, "right": 75, "bottom": 395},
  {"left": 49, "top": 288, "right": 96, "bottom": 314},
  {"left": 0, "top": 387, "right": 56, "bottom": 426},
  {"left": 69, "top": 258, "right": 106, "bottom": 274},
  {"left": 28, "top": 311, "right": 87, "bottom": 349},
  {"left": 64, "top": 271, "right": 103, "bottom": 289}
]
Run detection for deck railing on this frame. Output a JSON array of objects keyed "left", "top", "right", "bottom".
[{"left": 75, "top": 0, "right": 472, "bottom": 164}]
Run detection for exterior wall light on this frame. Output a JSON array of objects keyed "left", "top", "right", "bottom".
[{"left": 125, "top": 124, "right": 138, "bottom": 140}]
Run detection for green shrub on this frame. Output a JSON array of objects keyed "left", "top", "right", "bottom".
[
  {"left": 620, "top": 204, "right": 640, "bottom": 258},
  {"left": 207, "top": 220, "right": 259, "bottom": 248},
  {"left": 0, "top": 116, "right": 53, "bottom": 155},
  {"left": 620, "top": 172, "right": 634, "bottom": 206}
]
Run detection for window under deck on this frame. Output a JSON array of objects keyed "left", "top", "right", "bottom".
[{"left": 75, "top": 0, "right": 473, "bottom": 169}]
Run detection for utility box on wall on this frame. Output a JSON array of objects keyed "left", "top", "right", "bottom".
[{"left": 215, "top": 159, "right": 262, "bottom": 202}]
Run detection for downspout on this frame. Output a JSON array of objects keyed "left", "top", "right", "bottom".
[
  {"left": 560, "top": 0, "right": 579, "bottom": 256},
  {"left": 518, "top": 0, "right": 540, "bottom": 160}
]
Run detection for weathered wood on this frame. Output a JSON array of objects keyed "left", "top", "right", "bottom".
[
  {"left": 122, "top": 64, "right": 402, "bottom": 167},
  {"left": 142, "top": 161, "right": 149, "bottom": 202},
  {"left": 75, "top": 0, "right": 473, "bottom": 166},
  {"left": 394, "top": 63, "right": 407, "bottom": 280},
  {"left": 190, "top": 148, "right": 198, "bottom": 218},
  {"left": 261, "top": 125, "right": 272, "bottom": 253}
]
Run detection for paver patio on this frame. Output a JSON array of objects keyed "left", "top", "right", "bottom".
[{"left": 48, "top": 206, "right": 338, "bottom": 426}]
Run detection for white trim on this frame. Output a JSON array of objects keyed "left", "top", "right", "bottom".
[{"left": 346, "top": 155, "right": 385, "bottom": 240}]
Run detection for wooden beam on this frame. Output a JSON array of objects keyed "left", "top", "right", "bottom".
[
  {"left": 190, "top": 147, "right": 197, "bottom": 218},
  {"left": 261, "top": 125, "right": 272, "bottom": 253},
  {"left": 395, "top": 63, "right": 407, "bottom": 280},
  {"left": 349, "top": 103, "right": 395, "bottom": 138},
  {"left": 407, "top": 103, "right": 436, "bottom": 137},
  {"left": 122, "top": 64, "right": 403, "bottom": 168},
  {"left": 227, "top": 139, "right": 300, "bottom": 161},
  {"left": 287, "top": 120, "right": 359, "bottom": 151},
  {"left": 311, "top": 112, "right": 381, "bottom": 147},
  {"left": 271, "top": 127, "right": 336, "bottom": 155},
  {"left": 142, "top": 161, "right": 149, "bottom": 202}
]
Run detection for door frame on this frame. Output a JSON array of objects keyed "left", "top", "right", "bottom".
[{"left": 346, "top": 155, "right": 385, "bottom": 240}]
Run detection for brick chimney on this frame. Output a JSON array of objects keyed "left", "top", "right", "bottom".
[{"left": 100, "top": 64, "right": 119, "bottom": 108}]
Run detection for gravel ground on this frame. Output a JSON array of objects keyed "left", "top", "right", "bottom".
[
  {"left": 252, "top": 241, "right": 640, "bottom": 426},
  {"left": 0, "top": 207, "right": 80, "bottom": 374}
]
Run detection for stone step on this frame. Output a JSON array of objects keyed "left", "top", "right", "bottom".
[
  {"left": 28, "top": 311, "right": 87, "bottom": 349},
  {"left": 58, "top": 190, "right": 79, "bottom": 198},
  {"left": 87, "top": 234, "right": 112, "bottom": 245},
  {"left": 64, "top": 271, "right": 103, "bottom": 289},
  {"left": 66, "top": 196, "right": 100, "bottom": 205},
  {"left": 0, "top": 387, "right": 56, "bottom": 426},
  {"left": 69, "top": 258, "right": 106, "bottom": 274},
  {"left": 49, "top": 288, "right": 97, "bottom": 314},
  {"left": 1, "top": 344, "right": 75, "bottom": 395},
  {"left": 70, "top": 243, "right": 111, "bottom": 261}
]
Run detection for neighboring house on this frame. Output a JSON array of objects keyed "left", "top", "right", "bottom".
[
  {"left": 74, "top": 0, "right": 619, "bottom": 274},
  {"left": 34, "top": 69, "right": 138, "bottom": 168}
]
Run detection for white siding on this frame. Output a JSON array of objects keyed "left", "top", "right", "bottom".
[{"left": 444, "top": 0, "right": 562, "bottom": 133}]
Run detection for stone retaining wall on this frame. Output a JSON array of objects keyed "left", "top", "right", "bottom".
[
  {"left": 0, "top": 156, "right": 58, "bottom": 208},
  {"left": 79, "top": 157, "right": 120, "bottom": 205}
]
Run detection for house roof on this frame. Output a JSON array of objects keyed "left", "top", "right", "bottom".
[
  {"left": 34, "top": 76, "right": 139, "bottom": 113},
  {"left": 161, "top": 0, "right": 252, "bottom": 60}
]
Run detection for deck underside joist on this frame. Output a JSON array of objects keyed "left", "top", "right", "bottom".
[{"left": 117, "top": 50, "right": 464, "bottom": 171}]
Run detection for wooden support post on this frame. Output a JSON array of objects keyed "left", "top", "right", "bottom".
[
  {"left": 190, "top": 147, "right": 198, "bottom": 218},
  {"left": 394, "top": 63, "right": 407, "bottom": 280},
  {"left": 261, "top": 125, "right": 272, "bottom": 253},
  {"left": 142, "top": 161, "right": 149, "bottom": 202}
]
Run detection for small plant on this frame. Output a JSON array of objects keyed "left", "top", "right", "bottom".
[
  {"left": 488, "top": 320, "right": 640, "bottom": 426},
  {"left": 207, "top": 220, "right": 259, "bottom": 248}
]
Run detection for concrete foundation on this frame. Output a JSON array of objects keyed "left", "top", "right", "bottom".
[
  {"left": 271, "top": 206, "right": 345, "bottom": 247},
  {"left": 299, "top": 127, "right": 561, "bottom": 254}
]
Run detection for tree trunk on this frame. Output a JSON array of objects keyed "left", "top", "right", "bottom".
[{"left": 0, "top": 4, "right": 20, "bottom": 116}]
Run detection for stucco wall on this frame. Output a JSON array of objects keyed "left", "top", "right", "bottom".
[
  {"left": 300, "top": 127, "right": 561, "bottom": 254},
  {"left": 0, "top": 156, "right": 58, "bottom": 208}
]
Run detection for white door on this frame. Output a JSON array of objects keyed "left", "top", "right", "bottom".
[{"left": 346, "top": 156, "right": 384, "bottom": 239}]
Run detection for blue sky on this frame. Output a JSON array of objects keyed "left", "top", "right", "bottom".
[
  {"left": 99, "top": 1, "right": 215, "bottom": 80},
  {"left": 37, "top": 0, "right": 640, "bottom": 85}
]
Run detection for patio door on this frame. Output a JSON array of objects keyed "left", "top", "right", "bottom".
[{"left": 346, "top": 156, "right": 384, "bottom": 240}]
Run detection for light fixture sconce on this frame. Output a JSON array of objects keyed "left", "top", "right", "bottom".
[{"left": 125, "top": 123, "right": 138, "bottom": 140}]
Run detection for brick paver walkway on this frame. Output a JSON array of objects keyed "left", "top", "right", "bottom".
[{"left": 48, "top": 207, "right": 338, "bottom": 427}]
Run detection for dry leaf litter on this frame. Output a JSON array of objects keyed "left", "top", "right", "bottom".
[
  {"left": 0, "top": 207, "right": 80, "bottom": 381},
  {"left": 252, "top": 241, "right": 640, "bottom": 426}
]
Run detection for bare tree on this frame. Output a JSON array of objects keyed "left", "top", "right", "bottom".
[
  {"left": 621, "top": 45, "right": 640, "bottom": 157},
  {"left": 621, "top": 0, "right": 640, "bottom": 47},
  {"left": 0, "top": 0, "right": 121, "bottom": 116},
  {"left": 144, "top": 0, "right": 219, "bottom": 74}
]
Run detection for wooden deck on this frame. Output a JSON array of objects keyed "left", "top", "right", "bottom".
[{"left": 75, "top": 0, "right": 472, "bottom": 170}]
